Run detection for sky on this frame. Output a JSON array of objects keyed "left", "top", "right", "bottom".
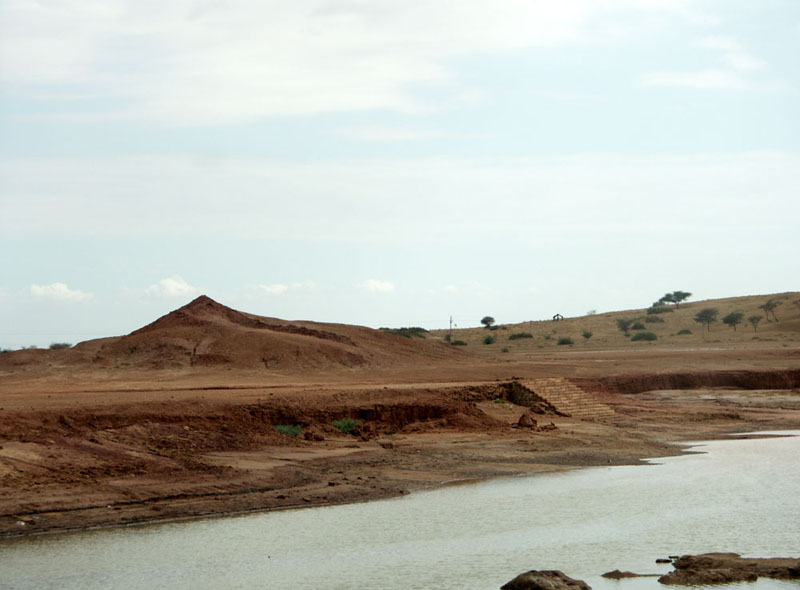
[{"left": 1, "top": 0, "right": 799, "bottom": 348}]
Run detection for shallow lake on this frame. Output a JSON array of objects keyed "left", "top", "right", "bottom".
[{"left": 2, "top": 431, "right": 799, "bottom": 589}]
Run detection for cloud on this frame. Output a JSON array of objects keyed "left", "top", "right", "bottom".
[
  {"left": 359, "top": 279, "right": 395, "bottom": 293},
  {"left": 29, "top": 282, "right": 93, "bottom": 302},
  {"left": 2, "top": 153, "right": 798, "bottom": 247},
  {"left": 0, "top": 1, "right": 714, "bottom": 124},
  {"left": 339, "top": 125, "right": 452, "bottom": 142},
  {"left": 642, "top": 69, "right": 751, "bottom": 90},
  {"left": 697, "top": 36, "right": 766, "bottom": 73},
  {"left": 145, "top": 275, "right": 198, "bottom": 298},
  {"left": 643, "top": 36, "right": 768, "bottom": 91}
]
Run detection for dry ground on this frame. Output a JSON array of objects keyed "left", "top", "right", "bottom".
[{"left": 1, "top": 293, "right": 799, "bottom": 538}]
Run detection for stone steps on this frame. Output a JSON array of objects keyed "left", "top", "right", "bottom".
[{"left": 519, "top": 378, "right": 614, "bottom": 419}]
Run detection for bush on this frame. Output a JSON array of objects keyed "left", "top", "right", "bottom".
[
  {"left": 274, "top": 424, "right": 303, "bottom": 437},
  {"left": 647, "top": 306, "right": 674, "bottom": 315},
  {"left": 332, "top": 417, "right": 364, "bottom": 434},
  {"left": 582, "top": 331, "right": 593, "bottom": 340},
  {"left": 508, "top": 332, "right": 533, "bottom": 340},
  {"left": 557, "top": 337, "right": 573, "bottom": 346},
  {"left": 644, "top": 316, "right": 665, "bottom": 323},
  {"left": 483, "top": 335, "right": 496, "bottom": 345},
  {"left": 451, "top": 340, "right": 468, "bottom": 346},
  {"left": 631, "top": 322, "right": 646, "bottom": 330},
  {"left": 501, "top": 347, "right": 509, "bottom": 353},
  {"left": 677, "top": 329, "right": 692, "bottom": 335},
  {"left": 379, "top": 327, "right": 428, "bottom": 339},
  {"left": 444, "top": 333, "right": 451, "bottom": 342},
  {"left": 49, "top": 342, "right": 72, "bottom": 350},
  {"left": 631, "top": 332, "right": 657, "bottom": 341}
]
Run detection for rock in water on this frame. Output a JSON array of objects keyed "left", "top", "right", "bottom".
[
  {"left": 658, "top": 553, "right": 800, "bottom": 585},
  {"left": 501, "top": 569, "right": 591, "bottom": 589}
]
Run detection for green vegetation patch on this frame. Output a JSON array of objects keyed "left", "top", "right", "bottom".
[
  {"left": 274, "top": 424, "right": 303, "bottom": 437},
  {"left": 677, "top": 329, "right": 692, "bottom": 335},
  {"left": 483, "top": 335, "right": 496, "bottom": 345},
  {"left": 379, "top": 326, "right": 428, "bottom": 339},
  {"left": 508, "top": 332, "right": 533, "bottom": 340},
  {"left": 631, "top": 332, "right": 658, "bottom": 341},
  {"left": 451, "top": 340, "right": 468, "bottom": 346},
  {"left": 49, "top": 342, "right": 72, "bottom": 350},
  {"left": 647, "top": 306, "right": 674, "bottom": 315},
  {"left": 644, "top": 316, "right": 665, "bottom": 323},
  {"left": 332, "top": 417, "right": 364, "bottom": 434},
  {"left": 557, "top": 337, "right": 574, "bottom": 346}
]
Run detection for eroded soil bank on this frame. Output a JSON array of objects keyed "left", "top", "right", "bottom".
[{"left": 2, "top": 365, "right": 800, "bottom": 539}]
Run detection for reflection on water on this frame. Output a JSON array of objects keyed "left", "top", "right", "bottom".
[{"left": 2, "top": 432, "right": 799, "bottom": 590}]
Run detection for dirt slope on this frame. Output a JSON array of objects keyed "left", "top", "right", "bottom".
[{"left": 0, "top": 296, "right": 462, "bottom": 373}]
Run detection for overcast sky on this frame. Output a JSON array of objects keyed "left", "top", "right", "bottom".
[{"left": 1, "top": 0, "right": 799, "bottom": 348}]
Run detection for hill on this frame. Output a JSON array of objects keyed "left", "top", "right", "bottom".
[
  {"left": 432, "top": 292, "right": 800, "bottom": 352},
  {"left": 0, "top": 295, "right": 461, "bottom": 372}
]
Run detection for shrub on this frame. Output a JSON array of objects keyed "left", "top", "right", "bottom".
[
  {"left": 631, "top": 332, "right": 657, "bottom": 341},
  {"left": 332, "top": 417, "right": 364, "bottom": 434},
  {"left": 557, "top": 337, "right": 573, "bottom": 346},
  {"left": 483, "top": 335, "right": 496, "bottom": 345},
  {"left": 379, "top": 327, "right": 428, "bottom": 339},
  {"left": 582, "top": 331, "right": 593, "bottom": 340},
  {"left": 647, "top": 306, "right": 674, "bottom": 315},
  {"left": 274, "top": 424, "right": 303, "bottom": 437},
  {"left": 544, "top": 334, "right": 552, "bottom": 340},
  {"left": 444, "top": 333, "right": 452, "bottom": 342},
  {"left": 677, "top": 329, "right": 692, "bottom": 335},
  {"left": 501, "top": 347, "right": 509, "bottom": 353},
  {"left": 508, "top": 332, "right": 533, "bottom": 340},
  {"left": 451, "top": 340, "right": 468, "bottom": 346},
  {"left": 645, "top": 316, "right": 665, "bottom": 323},
  {"left": 631, "top": 322, "right": 646, "bottom": 330},
  {"left": 49, "top": 342, "right": 72, "bottom": 350}
]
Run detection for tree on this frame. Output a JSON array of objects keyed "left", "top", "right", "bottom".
[
  {"left": 694, "top": 308, "right": 719, "bottom": 332},
  {"left": 748, "top": 315, "right": 762, "bottom": 332},
  {"left": 658, "top": 290, "right": 692, "bottom": 309},
  {"left": 758, "top": 299, "right": 781, "bottom": 322},
  {"left": 49, "top": 342, "right": 72, "bottom": 350},
  {"left": 722, "top": 312, "right": 744, "bottom": 331},
  {"left": 616, "top": 318, "right": 634, "bottom": 335},
  {"left": 480, "top": 316, "right": 495, "bottom": 329}
]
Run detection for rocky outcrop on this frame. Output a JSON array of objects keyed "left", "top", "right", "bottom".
[
  {"left": 501, "top": 570, "right": 591, "bottom": 590},
  {"left": 601, "top": 570, "right": 656, "bottom": 579},
  {"left": 658, "top": 553, "right": 800, "bottom": 585}
]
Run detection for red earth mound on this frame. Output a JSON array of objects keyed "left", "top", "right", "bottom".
[{"left": 0, "top": 295, "right": 462, "bottom": 372}]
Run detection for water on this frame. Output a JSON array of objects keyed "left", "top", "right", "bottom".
[{"left": 2, "top": 432, "right": 799, "bottom": 590}]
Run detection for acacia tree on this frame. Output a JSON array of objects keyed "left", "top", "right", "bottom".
[
  {"left": 748, "top": 315, "right": 762, "bottom": 332},
  {"left": 758, "top": 299, "right": 781, "bottom": 322},
  {"left": 616, "top": 318, "right": 634, "bottom": 335},
  {"left": 480, "top": 316, "right": 496, "bottom": 329},
  {"left": 658, "top": 290, "right": 692, "bottom": 309},
  {"left": 694, "top": 308, "right": 719, "bottom": 332},
  {"left": 722, "top": 312, "right": 744, "bottom": 331}
]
